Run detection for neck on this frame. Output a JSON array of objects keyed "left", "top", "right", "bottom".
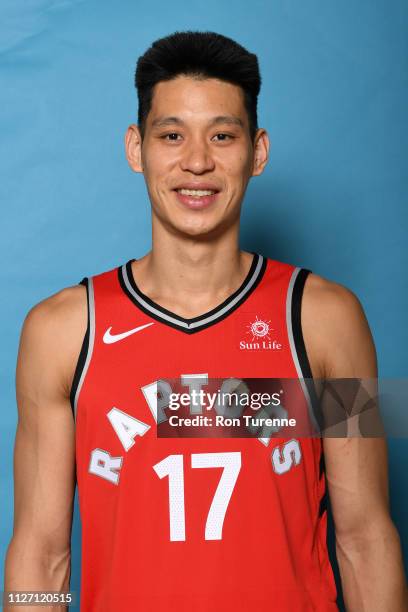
[{"left": 131, "top": 226, "right": 253, "bottom": 319}]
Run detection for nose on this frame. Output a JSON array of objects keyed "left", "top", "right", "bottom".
[{"left": 180, "top": 139, "right": 215, "bottom": 174}]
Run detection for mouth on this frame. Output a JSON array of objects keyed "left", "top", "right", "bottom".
[
  {"left": 176, "top": 188, "right": 217, "bottom": 197},
  {"left": 173, "top": 185, "right": 220, "bottom": 210}
]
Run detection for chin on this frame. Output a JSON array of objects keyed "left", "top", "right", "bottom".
[
  {"left": 154, "top": 204, "right": 233, "bottom": 239},
  {"left": 175, "top": 224, "right": 219, "bottom": 238},
  {"left": 169, "top": 217, "right": 224, "bottom": 239}
]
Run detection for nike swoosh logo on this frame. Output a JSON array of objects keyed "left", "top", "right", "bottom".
[{"left": 103, "top": 322, "right": 154, "bottom": 344}]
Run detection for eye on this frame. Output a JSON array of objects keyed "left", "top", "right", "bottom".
[
  {"left": 212, "top": 133, "right": 234, "bottom": 142},
  {"left": 162, "top": 133, "right": 182, "bottom": 141}
]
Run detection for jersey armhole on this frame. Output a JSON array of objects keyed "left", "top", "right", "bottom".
[
  {"left": 287, "top": 267, "right": 323, "bottom": 432},
  {"left": 288, "top": 268, "right": 328, "bottom": 519},
  {"left": 69, "top": 277, "right": 95, "bottom": 418}
]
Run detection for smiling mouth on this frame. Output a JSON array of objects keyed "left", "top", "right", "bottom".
[{"left": 176, "top": 188, "right": 217, "bottom": 197}]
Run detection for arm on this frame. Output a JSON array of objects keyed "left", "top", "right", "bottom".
[
  {"left": 4, "top": 285, "right": 87, "bottom": 611},
  {"left": 302, "top": 274, "right": 408, "bottom": 612}
]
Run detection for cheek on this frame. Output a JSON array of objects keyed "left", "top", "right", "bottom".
[
  {"left": 224, "top": 160, "right": 252, "bottom": 184},
  {"left": 142, "top": 155, "right": 166, "bottom": 183},
  {"left": 144, "top": 146, "right": 178, "bottom": 179},
  {"left": 222, "top": 146, "right": 253, "bottom": 174}
]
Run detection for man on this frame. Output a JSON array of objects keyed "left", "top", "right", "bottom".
[{"left": 4, "top": 31, "right": 407, "bottom": 611}]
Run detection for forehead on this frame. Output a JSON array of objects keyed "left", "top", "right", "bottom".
[{"left": 147, "top": 76, "right": 248, "bottom": 125}]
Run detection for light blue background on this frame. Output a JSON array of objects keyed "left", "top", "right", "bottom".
[{"left": 1, "top": 1, "right": 407, "bottom": 608}]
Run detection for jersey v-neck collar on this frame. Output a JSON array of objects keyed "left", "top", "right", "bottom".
[{"left": 117, "top": 253, "right": 267, "bottom": 334}]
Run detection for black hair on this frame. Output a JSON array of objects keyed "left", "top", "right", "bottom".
[{"left": 135, "top": 31, "right": 261, "bottom": 140}]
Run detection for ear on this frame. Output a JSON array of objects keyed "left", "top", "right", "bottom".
[
  {"left": 251, "top": 129, "right": 270, "bottom": 177},
  {"left": 125, "top": 124, "right": 143, "bottom": 173}
]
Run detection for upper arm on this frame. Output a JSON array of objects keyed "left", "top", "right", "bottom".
[
  {"left": 302, "top": 274, "right": 377, "bottom": 380},
  {"left": 302, "top": 274, "right": 391, "bottom": 541},
  {"left": 11, "top": 284, "right": 87, "bottom": 555}
]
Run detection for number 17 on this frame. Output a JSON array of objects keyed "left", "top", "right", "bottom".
[{"left": 153, "top": 452, "right": 242, "bottom": 542}]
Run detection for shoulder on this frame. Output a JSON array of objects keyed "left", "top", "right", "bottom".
[
  {"left": 302, "top": 272, "right": 365, "bottom": 323},
  {"left": 301, "top": 272, "right": 377, "bottom": 378},
  {"left": 23, "top": 283, "right": 87, "bottom": 336},
  {"left": 19, "top": 283, "right": 88, "bottom": 396}
]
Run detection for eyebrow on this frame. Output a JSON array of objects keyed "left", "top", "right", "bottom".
[{"left": 151, "top": 115, "right": 244, "bottom": 128}]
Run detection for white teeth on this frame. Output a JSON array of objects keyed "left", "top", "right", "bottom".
[{"left": 178, "top": 189, "right": 215, "bottom": 196}]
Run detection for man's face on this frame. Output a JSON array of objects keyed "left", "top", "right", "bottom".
[{"left": 126, "top": 76, "right": 268, "bottom": 238}]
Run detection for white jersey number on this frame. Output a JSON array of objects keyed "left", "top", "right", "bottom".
[{"left": 153, "top": 452, "right": 241, "bottom": 542}]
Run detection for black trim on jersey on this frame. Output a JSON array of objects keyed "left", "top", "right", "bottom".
[
  {"left": 291, "top": 268, "right": 313, "bottom": 379},
  {"left": 318, "top": 490, "right": 329, "bottom": 517},
  {"left": 291, "top": 268, "right": 324, "bottom": 430},
  {"left": 319, "top": 449, "right": 326, "bottom": 479},
  {"left": 291, "top": 271, "right": 333, "bottom": 582},
  {"left": 118, "top": 253, "right": 267, "bottom": 334},
  {"left": 318, "top": 447, "right": 328, "bottom": 517},
  {"left": 69, "top": 277, "right": 89, "bottom": 416}
]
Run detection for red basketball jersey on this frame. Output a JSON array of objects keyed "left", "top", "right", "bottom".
[{"left": 71, "top": 253, "right": 338, "bottom": 611}]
